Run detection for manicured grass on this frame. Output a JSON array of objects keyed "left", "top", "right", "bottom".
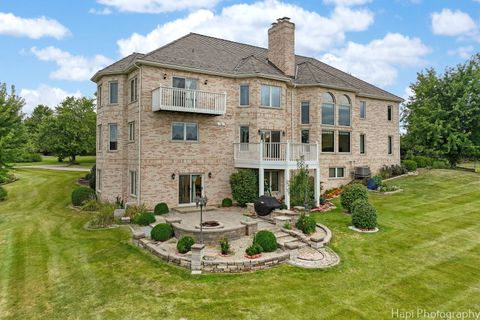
[
  {"left": 14, "top": 155, "right": 95, "bottom": 169},
  {"left": 458, "top": 162, "right": 479, "bottom": 173},
  {"left": 0, "top": 169, "right": 479, "bottom": 319}
]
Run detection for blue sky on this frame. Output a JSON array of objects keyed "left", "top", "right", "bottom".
[{"left": 0, "top": 0, "right": 478, "bottom": 113}]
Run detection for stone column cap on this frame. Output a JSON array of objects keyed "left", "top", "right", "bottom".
[
  {"left": 241, "top": 220, "right": 258, "bottom": 226},
  {"left": 191, "top": 243, "right": 205, "bottom": 250}
]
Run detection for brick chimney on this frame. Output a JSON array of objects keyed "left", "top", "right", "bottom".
[{"left": 267, "top": 17, "right": 295, "bottom": 77}]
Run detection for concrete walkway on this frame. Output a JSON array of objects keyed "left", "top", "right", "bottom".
[{"left": 14, "top": 165, "right": 91, "bottom": 172}]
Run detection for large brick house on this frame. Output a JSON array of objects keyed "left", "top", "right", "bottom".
[{"left": 91, "top": 17, "right": 402, "bottom": 209}]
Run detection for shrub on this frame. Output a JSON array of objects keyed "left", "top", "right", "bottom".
[
  {"left": 245, "top": 243, "right": 263, "bottom": 256},
  {"left": 71, "top": 187, "right": 96, "bottom": 206},
  {"left": 379, "top": 185, "right": 400, "bottom": 192},
  {"left": 230, "top": 169, "right": 258, "bottom": 207},
  {"left": 295, "top": 213, "right": 317, "bottom": 234},
  {"left": 88, "top": 165, "right": 96, "bottom": 190},
  {"left": 402, "top": 160, "right": 418, "bottom": 172},
  {"left": 367, "top": 176, "right": 382, "bottom": 190},
  {"left": 82, "top": 198, "right": 100, "bottom": 211},
  {"left": 0, "top": 170, "right": 15, "bottom": 184},
  {"left": 14, "top": 152, "right": 42, "bottom": 163},
  {"left": 432, "top": 160, "right": 449, "bottom": 169},
  {"left": 379, "top": 165, "right": 408, "bottom": 179},
  {"left": 133, "top": 211, "right": 155, "bottom": 226},
  {"left": 283, "top": 222, "right": 292, "bottom": 230},
  {"left": 125, "top": 204, "right": 147, "bottom": 219},
  {"left": 177, "top": 236, "right": 195, "bottom": 254},
  {"left": 413, "top": 156, "right": 433, "bottom": 168},
  {"left": 90, "top": 203, "right": 116, "bottom": 228},
  {"left": 279, "top": 202, "right": 288, "bottom": 210},
  {"left": 351, "top": 199, "right": 377, "bottom": 230},
  {"left": 0, "top": 186, "right": 7, "bottom": 201},
  {"left": 253, "top": 230, "right": 277, "bottom": 252},
  {"left": 151, "top": 223, "right": 174, "bottom": 241},
  {"left": 154, "top": 202, "right": 169, "bottom": 215},
  {"left": 221, "top": 198, "right": 233, "bottom": 207},
  {"left": 340, "top": 184, "right": 368, "bottom": 213},
  {"left": 115, "top": 196, "right": 124, "bottom": 209},
  {"left": 289, "top": 157, "right": 315, "bottom": 207},
  {"left": 220, "top": 237, "right": 230, "bottom": 255}
]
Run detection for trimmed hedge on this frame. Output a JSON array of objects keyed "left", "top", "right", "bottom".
[
  {"left": 340, "top": 184, "right": 368, "bottom": 213},
  {"left": 0, "top": 186, "right": 7, "bottom": 201},
  {"left": 154, "top": 202, "right": 169, "bottom": 215},
  {"left": 221, "top": 198, "right": 233, "bottom": 207},
  {"left": 71, "top": 187, "right": 96, "bottom": 206},
  {"left": 351, "top": 199, "right": 377, "bottom": 230},
  {"left": 177, "top": 236, "right": 195, "bottom": 253},
  {"left": 253, "top": 230, "right": 277, "bottom": 252},
  {"left": 432, "top": 160, "right": 449, "bottom": 169},
  {"left": 402, "top": 160, "right": 418, "bottom": 172},
  {"left": 230, "top": 169, "right": 258, "bottom": 207},
  {"left": 295, "top": 213, "right": 316, "bottom": 235},
  {"left": 151, "top": 223, "right": 174, "bottom": 241},
  {"left": 133, "top": 211, "right": 155, "bottom": 226}
]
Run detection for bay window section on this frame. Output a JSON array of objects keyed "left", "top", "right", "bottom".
[
  {"left": 321, "top": 92, "right": 335, "bottom": 125},
  {"left": 301, "top": 101, "right": 309, "bottom": 124},
  {"left": 240, "top": 85, "right": 249, "bottom": 106},
  {"left": 109, "top": 123, "right": 118, "bottom": 151},
  {"left": 338, "top": 131, "right": 351, "bottom": 153},
  {"left": 338, "top": 95, "right": 351, "bottom": 126},
  {"left": 261, "top": 85, "right": 281, "bottom": 108}
]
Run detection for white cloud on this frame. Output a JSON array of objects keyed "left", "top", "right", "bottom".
[
  {"left": 431, "top": 9, "right": 477, "bottom": 37},
  {"left": 89, "top": 7, "right": 113, "bottom": 15},
  {"left": 0, "top": 12, "right": 69, "bottom": 39},
  {"left": 31, "top": 46, "right": 113, "bottom": 81},
  {"left": 20, "top": 85, "right": 82, "bottom": 114},
  {"left": 95, "top": 0, "right": 220, "bottom": 13},
  {"left": 323, "top": 0, "right": 371, "bottom": 6},
  {"left": 321, "top": 33, "right": 430, "bottom": 86},
  {"left": 117, "top": 0, "right": 374, "bottom": 57},
  {"left": 448, "top": 45, "right": 475, "bottom": 59}
]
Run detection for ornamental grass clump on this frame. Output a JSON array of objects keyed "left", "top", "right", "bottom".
[
  {"left": 340, "top": 184, "right": 368, "bottom": 213},
  {"left": 351, "top": 199, "right": 377, "bottom": 230}
]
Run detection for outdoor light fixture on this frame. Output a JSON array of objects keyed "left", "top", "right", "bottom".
[
  {"left": 204, "top": 79, "right": 208, "bottom": 85},
  {"left": 171, "top": 173, "right": 175, "bottom": 180},
  {"left": 163, "top": 73, "right": 167, "bottom": 79},
  {"left": 282, "top": 131, "right": 286, "bottom": 136},
  {"left": 258, "top": 129, "right": 261, "bottom": 135},
  {"left": 208, "top": 172, "right": 212, "bottom": 179}
]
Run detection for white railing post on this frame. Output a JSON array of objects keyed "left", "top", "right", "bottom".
[{"left": 286, "top": 141, "right": 291, "bottom": 163}]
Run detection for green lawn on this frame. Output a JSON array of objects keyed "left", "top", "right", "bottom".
[
  {"left": 0, "top": 169, "right": 479, "bottom": 319},
  {"left": 458, "top": 162, "right": 479, "bottom": 173},
  {"left": 14, "top": 155, "right": 95, "bottom": 169}
]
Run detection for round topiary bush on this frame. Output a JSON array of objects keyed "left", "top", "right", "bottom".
[
  {"left": 71, "top": 186, "right": 96, "bottom": 206},
  {"left": 154, "top": 202, "right": 169, "bottom": 215},
  {"left": 253, "top": 230, "right": 277, "bottom": 252},
  {"left": 340, "top": 184, "right": 368, "bottom": 213},
  {"left": 0, "top": 186, "right": 7, "bottom": 201},
  {"left": 177, "top": 236, "right": 195, "bottom": 253},
  {"left": 221, "top": 198, "right": 233, "bottom": 207},
  {"left": 351, "top": 199, "right": 377, "bottom": 230},
  {"left": 133, "top": 211, "right": 155, "bottom": 226},
  {"left": 151, "top": 223, "right": 174, "bottom": 241},
  {"left": 402, "top": 160, "right": 417, "bottom": 172},
  {"left": 295, "top": 213, "right": 317, "bottom": 234}
]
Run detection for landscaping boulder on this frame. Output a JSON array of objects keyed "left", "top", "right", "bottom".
[{"left": 254, "top": 195, "right": 281, "bottom": 216}]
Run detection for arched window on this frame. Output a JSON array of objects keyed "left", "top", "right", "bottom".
[
  {"left": 321, "top": 92, "right": 335, "bottom": 125},
  {"left": 338, "top": 94, "right": 351, "bottom": 126}
]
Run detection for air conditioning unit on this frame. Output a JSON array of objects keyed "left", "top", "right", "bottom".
[{"left": 354, "top": 166, "right": 371, "bottom": 178}]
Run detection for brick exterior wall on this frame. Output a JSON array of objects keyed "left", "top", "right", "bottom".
[{"left": 95, "top": 64, "right": 400, "bottom": 209}]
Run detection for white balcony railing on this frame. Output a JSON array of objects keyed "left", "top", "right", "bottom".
[
  {"left": 152, "top": 86, "right": 226, "bottom": 115},
  {"left": 234, "top": 142, "right": 318, "bottom": 167}
]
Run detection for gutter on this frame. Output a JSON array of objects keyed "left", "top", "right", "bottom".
[{"left": 134, "top": 62, "right": 142, "bottom": 205}]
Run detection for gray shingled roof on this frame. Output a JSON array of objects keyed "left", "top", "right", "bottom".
[{"left": 92, "top": 33, "right": 402, "bottom": 102}]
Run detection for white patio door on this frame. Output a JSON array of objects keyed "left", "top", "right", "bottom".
[
  {"left": 179, "top": 174, "right": 203, "bottom": 204},
  {"left": 260, "top": 130, "right": 281, "bottom": 159}
]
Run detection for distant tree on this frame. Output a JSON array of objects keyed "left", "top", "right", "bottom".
[
  {"left": 24, "top": 104, "right": 53, "bottom": 153},
  {"left": 38, "top": 97, "right": 96, "bottom": 163},
  {"left": 0, "top": 83, "right": 26, "bottom": 173},
  {"left": 403, "top": 54, "right": 480, "bottom": 166}
]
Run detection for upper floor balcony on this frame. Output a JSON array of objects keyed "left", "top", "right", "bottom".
[
  {"left": 152, "top": 86, "right": 226, "bottom": 115},
  {"left": 234, "top": 142, "right": 319, "bottom": 169}
]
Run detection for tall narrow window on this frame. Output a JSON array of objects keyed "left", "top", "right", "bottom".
[
  {"left": 301, "top": 101, "right": 310, "bottom": 124},
  {"left": 360, "top": 101, "right": 366, "bottom": 119},
  {"left": 388, "top": 135, "right": 393, "bottom": 155},
  {"left": 322, "top": 130, "right": 334, "bottom": 152},
  {"left": 130, "top": 171, "right": 137, "bottom": 196},
  {"left": 261, "top": 85, "right": 281, "bottom": 108},
  {"left": 109, "top": 81, "right": 118, "bottom": 104},
  {"left": 128, "top": 121, "right": 135, "bottom": 142},
  {"left": 338, "top": 131, "right": 351, "bottom": 153},
  {"left": 97, "top": 85, "right": 102, "bottom": 107},
  {"left": 97, "top": 169, "right": 102, "bottom": 191},
  {"left": 239, "top": 85, "right": 249, "bottom": 106},
  {"left": 387, "top": 105, "right": 393, "bottom": 121},
  {"left": 109, "top": 123, "right": 117, "bottom": 151},
  {"left": 301, "top": 129, "right": 310, "bottom": 144},
  {"left": 338, "top": 95, "right": 351, "bottom": 126},
  {"left": 97, "top": 124, "right": 102, "bottom": 151},
  {"left": 321, "top": 92, "right": 335, "bottom": 125},
  {"left": 360, "top": 134, "right": 366, "bottom": 154},
  {"left": 130, "top": 77, "right": 138, "bottom": 102},
  {"left": 240, "top": 126, "right": 249, "bottom": 143}
]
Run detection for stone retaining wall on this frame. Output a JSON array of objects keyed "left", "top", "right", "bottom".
[
  {"left": 137, "top": 239, "right": 192, "bottom": 269},
  {"left": 172, "top": 223, "right": 247, "bottom": 245},
  {"left": 202, "top": 252, "right": 291, "bottom": 273}
]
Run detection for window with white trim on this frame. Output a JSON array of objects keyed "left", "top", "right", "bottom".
[
  {"left": 130, "top": 77, "right": 138, "bottom": 102},
  {"left": 97, "top": 85, "right": 102, "bottom": 107},
  {"left": 97, "top": 124, "right": 102, "bottom": 151},
  {"left": 128, "top": 121, "right": 135, "bottom": 142},
  {"left": 360, "top": 133, "right": 366, "bottom": 155},
  {"left": 239, "top": 85, "right": 249, "bottom": 106},
  {"left": 261, "top": 85, "right": 281, "bottom": 108},
  {"left": 301, "top": 101, "right": 310, "bottom": 124},
  {"left": 388, "top": 135, "right": 393, "bottom": 155},
  {"left": 360, "top": 101, "right": 366, "bottom": 119},
  {"left": 338, "top": 95, "right": 351, "bottom": 126},
  {"left": 109, "top": 81, "right": 118, "bottom": 104},
  {"left": 387, "top": 105, "right": 393, "bottom": 121},
  {"left": 109, "top": 123, "right": 118, "bottom": 151},
  {"left": 171, "top": 122, "right": 198, "bottom": 141},
  {"left": 264, "top": 170, "right": 279, "bottom": 192},
  {"left": 130, "top": 170, "right": 137, "bottom": 196},
  {"left": 322, "top": 130, "right": 334, "bottom": 152},
  {"left": 321, "top": 92, "right": 335, "bottom": 125},
  {"left": 329, "top": 167, "right": 345, "bottom": 178},
  {"left": 338, "top": 131, "right": 351, "bottom": 153}
]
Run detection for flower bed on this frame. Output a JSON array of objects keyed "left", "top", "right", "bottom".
[
  {"left": 324, "top": 188, "right": 342, "bottom": 199},
  {"left": 311, "top": 202, "right": 336, "bottom": 213}
]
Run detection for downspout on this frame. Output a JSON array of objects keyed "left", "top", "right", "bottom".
[{"left": 134, "top": 62, "right": 142, "bottom": 205}]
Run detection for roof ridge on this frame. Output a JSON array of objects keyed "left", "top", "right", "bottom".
[
  {"left": 189, "top": 32, "right": 268, "bottom": 53},
  {"left": 142, "top": 33, "right": 196, "bottom": 59}
]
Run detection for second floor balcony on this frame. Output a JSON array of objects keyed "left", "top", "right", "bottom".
[
  {"left": 234, "top": 142, "right": 319, "bottom": 169},
  {"left": 152, "top": 86, "right": 226, "bottom": 115}
]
